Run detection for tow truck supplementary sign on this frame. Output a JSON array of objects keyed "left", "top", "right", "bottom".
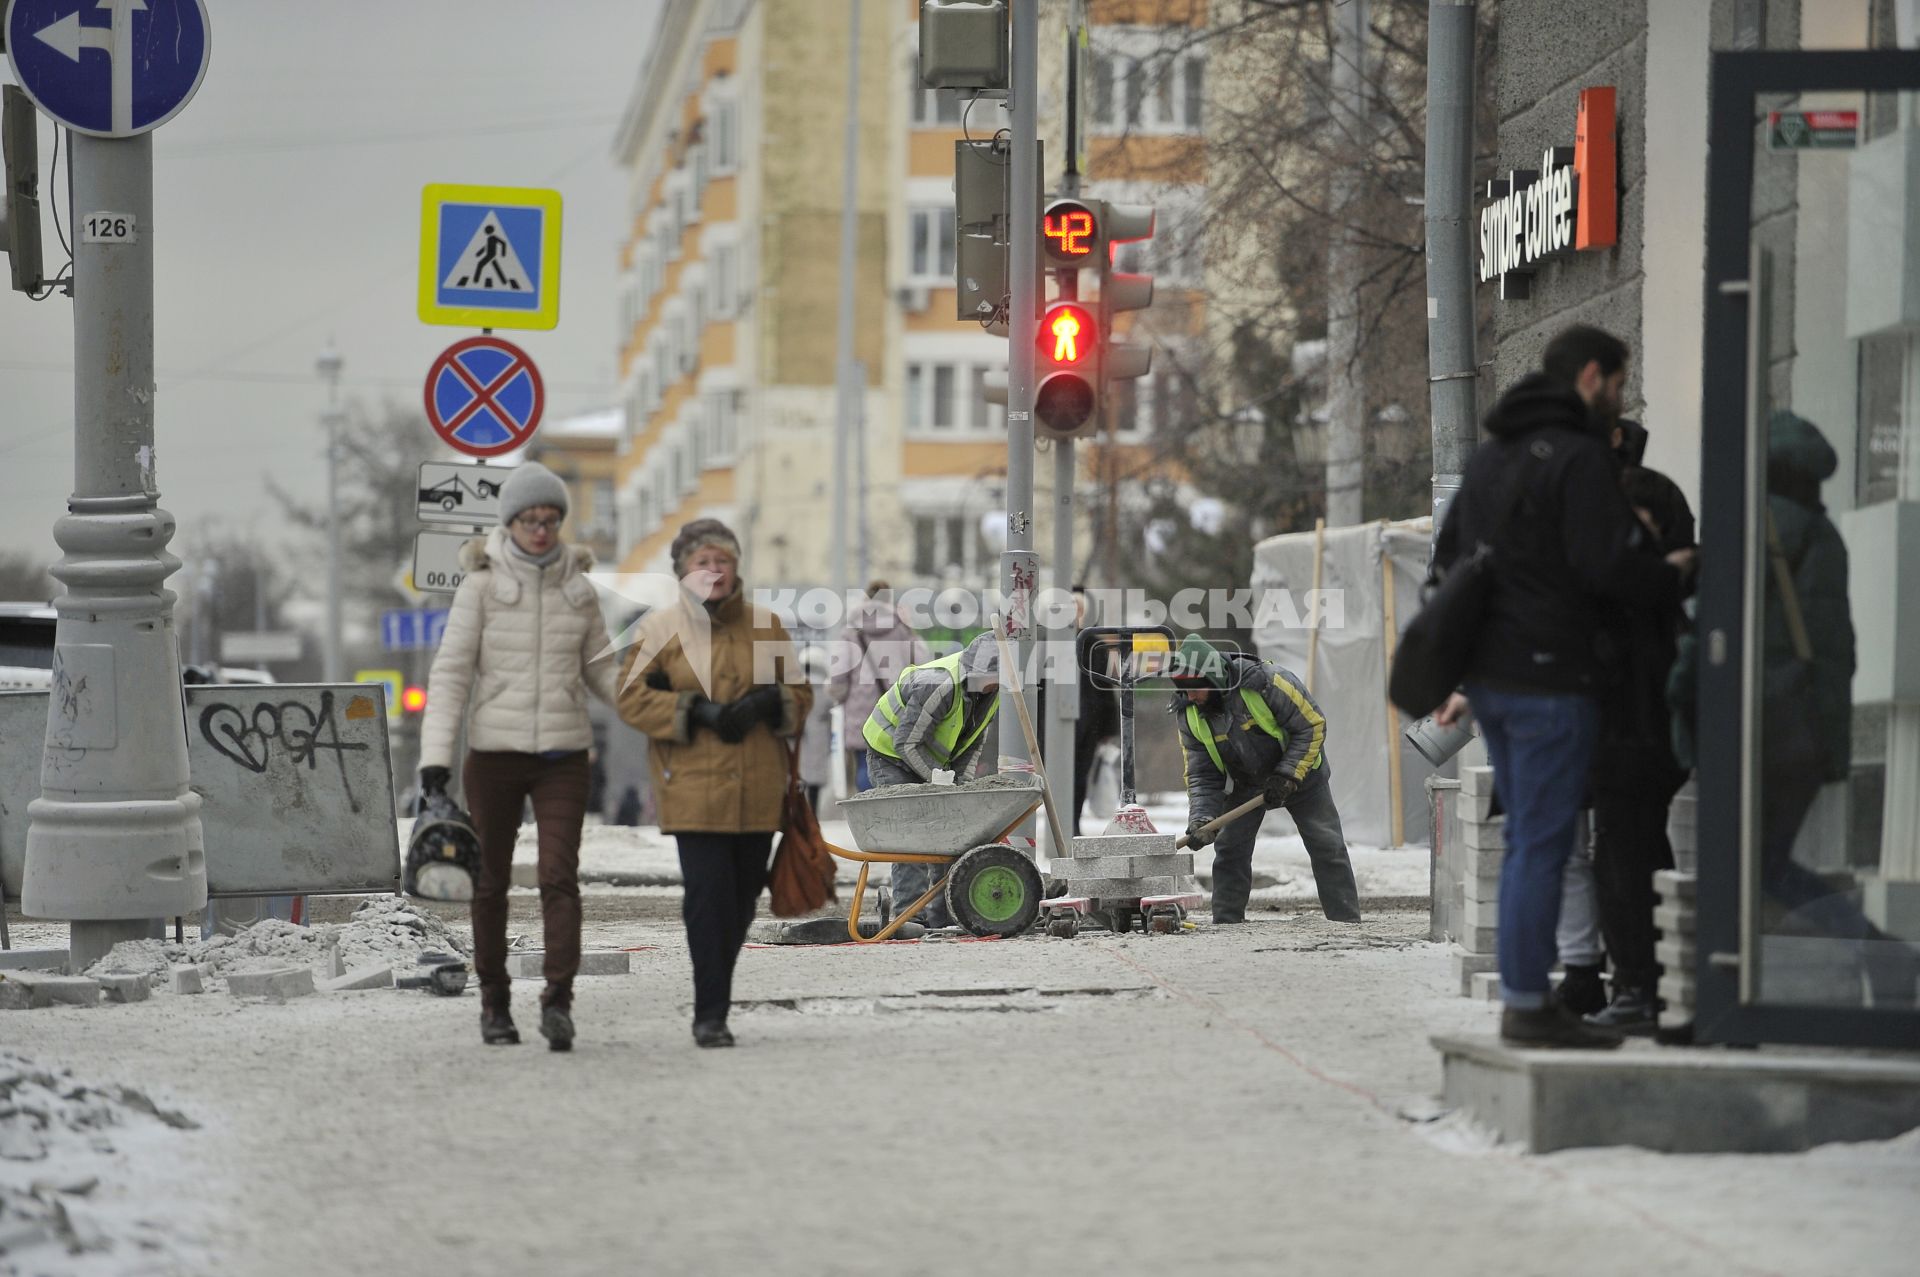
[
  {"left": 3, "top": 0, "right": 210, "bottom": 138},
  {"left": 417, "top": 460, "right": 511, "bottom": 525},
  {"left": 423, "top": 336, "right": 544, "bottom": 458},
  {"left": 417, "top": 183, "right": 562, "bottom": 330}
]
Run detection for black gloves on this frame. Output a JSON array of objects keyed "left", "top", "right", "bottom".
[
  {"left": 719, "top": 685, "right": 784, "bottom": 738},
  {"left": 1184, "top": 817, "right": 1216, "bottom": 850},
  {"left": 418, "top": 766, "right": 451, "bottom": 799},
  {"left": 1262, "top": 775, "right": 1298, "bottom": 810},
  {"left": 688, "top": 695, "right": 744, "bottom": 743},
  {"left": 689, "top": 687, "right": 784, "bottom": 743}
]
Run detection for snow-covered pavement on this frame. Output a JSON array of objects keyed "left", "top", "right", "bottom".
[{"left": 5, "top": 902, "right": 1917, "bottom": 1276}]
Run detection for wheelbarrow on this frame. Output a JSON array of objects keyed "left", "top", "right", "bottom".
[{"left": 828, "top": 777, "right": 1048, "bottom": 943}]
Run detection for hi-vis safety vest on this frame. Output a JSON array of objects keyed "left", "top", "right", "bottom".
[
  {"left": 863, "top": 651, "right": 998, "bottom": 765},
  {"left": 1184, "top": 682, "right": 1324, "bottom": 778}
]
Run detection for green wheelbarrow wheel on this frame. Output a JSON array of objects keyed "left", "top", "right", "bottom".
[{"left": 944, "top": 843, "right": 1044, "bottom": 938}]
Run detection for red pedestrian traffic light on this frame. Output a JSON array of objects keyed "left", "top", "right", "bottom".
[
  {"left": 1035, "top": 302, "right": 1098, "bottom": 437},
  {"left": 402, "top": 686, "right": 428, "bottom": 714}
]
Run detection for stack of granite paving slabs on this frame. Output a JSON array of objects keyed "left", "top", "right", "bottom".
[
  {"left": 1050, "top": 831, "right": 1198, "bottom": 901},
  {"left": 1455, "top": 765, "right": 1503, "bottom": 997}
]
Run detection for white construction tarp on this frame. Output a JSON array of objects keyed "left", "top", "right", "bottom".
[{"left": 1250, "top": 518, "right": 1434, "bottom": 848}]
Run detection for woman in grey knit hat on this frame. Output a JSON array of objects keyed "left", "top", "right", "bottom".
[{"left": 420, "top": 461, "right": 619, "bottom": 1051}]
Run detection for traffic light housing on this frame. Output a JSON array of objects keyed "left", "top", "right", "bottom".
[
  {"left": 2, "top": 86, "right": 44, "bottom": 295},
  {"left": 1034, "top": 301, "right": 1098, "bottom": 437},
  {"left": 1098, "top": 203, "right": 1155, "bottom": 400}
]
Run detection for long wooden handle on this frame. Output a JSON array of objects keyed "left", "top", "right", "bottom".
[
  {"left": 1174, "top": 794, "right": 1268, "bottom": 849},
  {"left": 991, "top": 619, "right": 1074, "bottom": 861}
]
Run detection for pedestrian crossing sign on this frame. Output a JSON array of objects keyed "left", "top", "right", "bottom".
[{"left": 418, "top": 183, "right": 563, "bottom": 331}]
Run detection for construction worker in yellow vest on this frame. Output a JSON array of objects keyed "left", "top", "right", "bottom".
[
  {"left": 1171, "top": 635, "right": 1361, "bottom": 924},
  {"left": 863, "top": 630, "right": 1002, "bottom": 926}
]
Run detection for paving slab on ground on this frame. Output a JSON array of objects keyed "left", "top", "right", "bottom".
[{"left": 6, "top": 905, "right": 1916, "bottom": 1276}]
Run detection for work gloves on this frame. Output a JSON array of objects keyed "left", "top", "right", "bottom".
[
  {"left": 719, "top": 685, "right": 784, "bottom": 739},
  {"left": 1262, "top": 775, "right": 1298, "bottom": 811},
  {"left": 418, "top": 766, "right": 451, "bottom": 799},
  {"left": 1184, "top": 817, "right": 1217, "bottom": 850}
]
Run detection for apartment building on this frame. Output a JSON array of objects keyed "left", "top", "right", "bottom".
[{"left": 610, "top": 0, "right": 1211, "bottom": 590}]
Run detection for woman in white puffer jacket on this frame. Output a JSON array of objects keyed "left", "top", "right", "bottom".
[{"left": 419, "top": 461, "right": 618, "bottom": 1051}]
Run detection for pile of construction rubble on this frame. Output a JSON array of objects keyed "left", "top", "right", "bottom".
[{"left": 1, "top": 897, "right": 470, "bottom": 1009}]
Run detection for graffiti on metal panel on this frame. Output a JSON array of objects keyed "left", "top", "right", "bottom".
[{"left": 197, "top": 691, "right": 368, "bottom": 811}]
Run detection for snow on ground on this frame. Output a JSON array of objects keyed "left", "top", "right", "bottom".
[
  {"left": 4, "top": 908, "right": 1916, "bottom": 1276},
  {"left": 0, "top": 1053, "right": 210, "bottom": 1275}
]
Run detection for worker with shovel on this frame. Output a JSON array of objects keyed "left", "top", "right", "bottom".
[
  {"left": 862, "top": 630, "right": 1002, "bottom": 927},
  {"left": 1171, "top": 636, "right": 1362, "bottom": 924}
]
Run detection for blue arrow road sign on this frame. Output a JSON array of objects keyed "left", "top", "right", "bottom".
[
  {"left": 380, "top": 609, "right": 451, "bottom": 652},
  {"left": 3, "top": 0, "right": 211, "bottom": 138}
]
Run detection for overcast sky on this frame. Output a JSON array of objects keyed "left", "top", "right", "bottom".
[{"left": 0, "top": 0, "right": 660, "bottom": 580}]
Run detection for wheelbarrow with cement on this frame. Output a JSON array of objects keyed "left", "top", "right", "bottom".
[{"left": 828, "top": 777, "right": 1047, "bottom": 943}]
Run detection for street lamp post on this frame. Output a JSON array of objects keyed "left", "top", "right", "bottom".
[{"left": 317, "top": 344, "right": 344, "bottom": 683}]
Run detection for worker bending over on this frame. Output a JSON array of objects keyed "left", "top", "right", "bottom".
[{"left": 1172, "top": 636, "right": 1362, "bottom": 924}]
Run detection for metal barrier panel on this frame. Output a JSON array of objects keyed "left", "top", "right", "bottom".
[{"left": 2, "top": 685, "right": 401, "bottom": 900}]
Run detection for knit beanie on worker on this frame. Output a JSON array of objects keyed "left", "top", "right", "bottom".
[
  {"left": 670, "top": 517, "right": 742, "bottom": 576},
  {"left": 498, "top": 461, "right": 570, "bottom": 526}
]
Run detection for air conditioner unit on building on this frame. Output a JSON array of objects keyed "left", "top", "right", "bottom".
[{"left": 896, "top": 285, "right": 931, "bottom": 313}]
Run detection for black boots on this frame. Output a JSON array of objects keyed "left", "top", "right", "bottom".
[
  {"left": 540, "top": 1004, "right": 576, "bottom": 1052},
  {"left": 1501, "top": 1003, "right": 1624, "bottom": 1050},
  {"left": 1556, "top": 962, "right": 1609, "bottom": 1017},
  {"left": 1585, "top": 986, "right": 1659, "bottom": 1035},
  {"left": 480, "top": 1005, "right": 520, "bottom": 1046},
  {"left": 692, "top": 1019, "right": 735, "bottom": 1049},
  {"left": 538, "top": 981, "right": 575, "bottom": 1052}
]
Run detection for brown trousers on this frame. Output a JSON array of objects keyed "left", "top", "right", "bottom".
[{"left": 462, "top": 749, "right": 590, "bottom": 1009}]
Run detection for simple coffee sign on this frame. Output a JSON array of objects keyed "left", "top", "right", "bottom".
[
  {"left": 1480, "top": 148, "right": 1578, "bottom": 293},
  {"left": 1479, "top": 86, "right": 1618, "bottom": 299}
]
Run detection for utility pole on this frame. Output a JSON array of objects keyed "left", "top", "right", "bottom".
[
  {"left": 1323, "top": 0, "right": 1369, "bottom": 526},
  {"left": 831, "top": 0, "right": 864, "bottom": 596},
  {"left": 1424, "top": 0, "right": 1477, "bottom": 539},
  {"left": 22, "top": 130, "right": 206, "bottom": 968},
  {"left": 854, "top": 357, "right": 871, "bottom": 584},
  {"left": 317, "top": 342, "right": 345, "bottom": 682},
  {"left": 1045, "top": 0, "right": 1089, "bottom": 852},
  {"left": 1000, "top": 0, "right": 1041, "bottom": 777}
]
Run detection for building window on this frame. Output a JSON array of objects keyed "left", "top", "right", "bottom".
[
  {"left": 711, "top": 98, "right": 739, "bottom": 173},
  {"left": 970, "top": 366, "right": 1002, "bottom": 432},
  {"left": 909, "top": 207, "right": 956, "bottom": 282},
  {"left": 1089, "top": 35, "right": 1204, "bottom": 135},
  {"left": 702, "top": 390, "right": 738, "bottom": 466},
  {"left": 906, "top": 364, "right": 926, "bottom": 431},
  {"left": 910, "top": 513, "right": 993, "bottom": 580},
  {"left": 709, "top": 242, "right": 738, "bottom": 319},
  {"left": 931, "top": 365, "right": 956, "bottom": 429},
  {"left": 908, "top": 359, "right": 1004, "bottom": 435}
]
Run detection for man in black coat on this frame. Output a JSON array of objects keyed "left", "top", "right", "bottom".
[{"left": 1432, "top": 325, "right": 1692, "bottom": 1048}]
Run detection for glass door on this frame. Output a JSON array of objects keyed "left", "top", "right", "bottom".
[{"left": 1698, "top": 50, "right": 1920, "bottom": 1047}]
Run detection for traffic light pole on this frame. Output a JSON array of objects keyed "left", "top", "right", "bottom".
[
  {"left": 23, "top": 131, "right": 207, "bottom": 968},
  {"left": 1043, "top": 1, "right": 1088, "bottom": 855},
  {"left": 1000, "top": 0, "right": 1040, "bottom": 785}
]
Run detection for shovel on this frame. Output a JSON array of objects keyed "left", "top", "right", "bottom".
[{"left": 1173, "top": 794, "right": 1268, "bottom": 849}]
